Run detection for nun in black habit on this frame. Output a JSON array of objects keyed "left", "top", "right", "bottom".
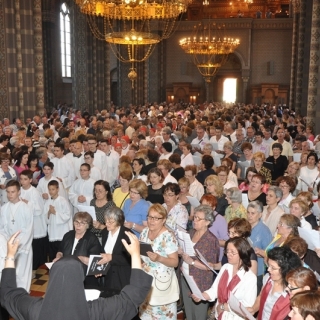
[{"left": 0, "top": 231, "right": 152, "bottom": 320}]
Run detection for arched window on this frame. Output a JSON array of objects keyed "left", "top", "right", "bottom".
[{"left": 60, "top": 3, "right": 71, "bottom": 78}]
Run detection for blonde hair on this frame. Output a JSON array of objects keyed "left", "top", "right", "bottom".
[
  {"left": 204, "top": 175, "right": 224, "bottom": 197},
  {"left": 253, "top": 151, "right": 266, "bottom": 161},
  {"left": 129, "top": 179, "right": 148, "bottom": 199}
]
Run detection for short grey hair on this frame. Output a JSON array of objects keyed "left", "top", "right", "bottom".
[
  {"left": 268, "top": 186, "right": 283, "bottom": 200},
  {"left": 247, "top": 201, "right": 263, "bottom": 214},
  {"left": 104, "top": 206, "right": 125, "bottom": 226},
  {"left": 162, "top": 127, "right": 172, "bottom": 135},
  {"left": 226, "top": 187, "right": 242, "bottom": 203},
  {"left": 203, "top": 143, "right": 213, "bottom": 151},
  {"left": 194, "top": 205, "right": 214, "bottom": 227}
]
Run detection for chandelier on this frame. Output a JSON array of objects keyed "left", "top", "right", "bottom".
[
  {"left": 75, "top": 0, "right": 189, "bottom": 86},
  {"left": 179, "top": 22, "right": 240, "bottom": 82}
]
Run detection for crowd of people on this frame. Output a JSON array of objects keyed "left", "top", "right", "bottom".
[{"left": 0, "top": 101, "right": 319, "bottom": 320}]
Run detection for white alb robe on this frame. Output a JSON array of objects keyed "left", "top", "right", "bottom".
[
  {"left": 37, "top": 176, "right": 68, "bottom": 201},
  {"left": 51, "top": 156, "right": 76, "bottom": 189}
]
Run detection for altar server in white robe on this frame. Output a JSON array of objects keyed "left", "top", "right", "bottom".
[
  {"left": 37, "top": 161, "right": 68, "bottom": 201},
  {"left": 99, "top": 139, "right": 119, "bottom": 186},
  {"left": 69, "top": 163, "right": 95, "bottom": 215},
  {"left": 19, "top": 169, "right": 47, "bottom": 271},
  {"left": 86, "top": 135, "right": 107, "bottom": 180},
  {"left": 83, "top": 151, "right": 102, "bottom": 182},
  {"left": 0, "top": 154, "right": 18, "bottom": 206},
  {"left": 0, "top": 180, "right": 33, "bottom": 291},
  {"left": 70, "top": 141, "right": 84, "bottom": 180},
  {"left": 51, "top": 143, "right": 75, "bottom": 190},
  {"left": 45, "top": 180, "right": 72, "bottom": 261}
]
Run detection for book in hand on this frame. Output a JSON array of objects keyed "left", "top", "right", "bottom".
[
  {"left": 87, "top": 255, "right": 109, "bottom": 276},
  {"left": 140, "top": 242, "right": 154, "bottom": 256}
]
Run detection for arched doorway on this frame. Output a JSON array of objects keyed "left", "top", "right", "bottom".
[{"left": 210, "top": 53, "right": 242, "bottom": 102}]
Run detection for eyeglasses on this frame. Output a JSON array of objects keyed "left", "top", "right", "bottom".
[
  {"left": 225, "top": 250, "right": 238, "bottom": 256},
  {"left": 74, "top": 220, "right": 87, "bottom": 226},
  {"left": 129, "top": 190, "right": 140, "bottom": 195},
  {"left": 227, "top": 231, "right": 238, "bottom": 237},
  {"left": 147, "top": 215, "right": 164, "bottom": 222},
  {"left": 267, "top": 264, "right": 281, "bottom": 271},
  {"left": 278, "top": 222, "right": 290, "bottom": 228},
  {"left": 105, "top": 219, "right": 116, "bottom": 225},
  {"left": 163, "top": 193, "right": 176, "bottom": 197},
  {"left": 193, "top": 216, "right": 206, "bottom": 221},
  {"left": 286, "top": 285, "right": 301, "bottom": 292},
  {"left": 279, "top": 184, "right": 290, "bottom": 189}
]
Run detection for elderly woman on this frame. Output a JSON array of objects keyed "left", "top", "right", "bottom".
[
  {"left": 200, "top": 194, "right": 229, "bottom": 262},
  {"left": 276, "top": 176, "right": 296, "bottom": 213},
  {"left": 249, "top": 247, "right": 302, "bottom": 320},
  {"left": 90, "top": 180, "right": 115, "bottom": 240},
  {"left": 204, "top": 175, "right": 228, "bottom": 216},
  {"left": 261, "top": 186, "right": 285, "bottom": 235},
  {"left": 224, "top": 187, "right": 247, "bottom": 223},
  {"left": 252, "top": 151, "right": 272, "bottom": 184},
  {"left": 216, "top": 166, "right": 237, "bottom": 193},
  {"left": 255, "top": 214, "right": 301, "bottom": 262},
  {"left": 243, "top": 174, "right": 267, "bottom": 206},
  {"left": 98, "top": 207, "right": 133, "bottom": 296},
  {"left": 192, "top": 237, "right": 257, "bottom": 320},
  {"left": 0, "top": 154, "right": 17, "bottom": 205},
  {"left": 53, "top": 212, "right": 102, "bottom": 286},
  {"left": 180, "top": 205, "right": 220, "bottom": 320},
  {"left": 296, "top": 152, "right": 320, "bottom": 194},
  {"left": 266, "top": 143, "right": 289, "bottom": 181},
  {"left": 247, "top": 201, "right": 273, "bottom": 293},
  {"left": 123, "top": 179, "right": 150, "bottom": 237},
  {"left": 139, "top": 204, "right": 179, "bottom": 319},
  {"left": 222, "top": 141, "right": 237, "bottom": 172},
  {"left": 237, "top": 142, "right": 254, "bottom": 179},
  {"left": 289, "top": 199, "right": 312, "bottom": 230},
  {"left": 162, "top": 182, "right": 189, "bottom": 230},
  {"left": 146, "top": 167, "right": 164, "bottom": 204}
]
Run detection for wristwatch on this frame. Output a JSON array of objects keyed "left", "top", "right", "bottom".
[{"left": 220, "top": 304, "right": 225, "bottom": 311}]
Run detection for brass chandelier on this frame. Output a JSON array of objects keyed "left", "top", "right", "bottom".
[
  {"left": 75, "top": 0, "right": 189, "bottom": 86},
  {"left": 179, "top": 22, "right": 240, "bottom": 82}
]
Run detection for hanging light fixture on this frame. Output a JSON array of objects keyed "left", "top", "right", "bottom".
[{"left": 179, "top": 22, "right": 240, "bottom": 82}]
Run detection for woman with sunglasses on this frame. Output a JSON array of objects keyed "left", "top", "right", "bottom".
[{"left": 180, "top": 205, "right": 220, "bottom": 320}]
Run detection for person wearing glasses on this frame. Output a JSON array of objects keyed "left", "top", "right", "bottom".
[
  {"left": 180, "top": 205, "right": 220, "bottom": 320},
  {"left": 192, "top": 237, "right": 257, "bottom": 320},
  {"left": 123, "top": 179, "right": 150, "bottom": 237},
  {"left": 53, "top": 211, "right": 102, "bottom": 286},
  {"left": 139, "top": 204, "right": 179, "bottom": 320},
  {"left": 248, "top": 247, "right": 302, "bottom": 320},
  {"left": 276, "top": 176, "right": 296, "bottom": 213},
  {"left": 162, "top": 182, "right": 188, "bottom": 230},
  {"left": 97, "top": 207, "right": 133, "bottom": 297}
]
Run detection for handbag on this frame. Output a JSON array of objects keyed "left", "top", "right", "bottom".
[{"left": 148, "top": 268, "right": 179, "bottom": 306}]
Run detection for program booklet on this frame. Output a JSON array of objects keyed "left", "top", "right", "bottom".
[{"left": 87, "top": 255, "right": 110, "bottom": 276}]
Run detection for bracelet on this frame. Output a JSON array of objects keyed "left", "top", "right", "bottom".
[
  {"left": 4, "top": 257, "right": 15, "bottom": 261},
  {"left": 132, "top": 223, "right": 136, "bottom": 230}
]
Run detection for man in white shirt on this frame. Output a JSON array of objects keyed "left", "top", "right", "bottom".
[
  {"left": 209, "top": 126, "right": 229, "bottom": 158},
  {"left": 70, "top": 141, "right": 84, "bottom": 179},
  {"left": 191, "top": 125, "right": 209, "bottom": 151},
  {"left": 262, "top": 128, "right": 274, "bottom": 147},
  {"left": 162, "top": 127, "right": 177, "bottom": 150},
  {"left": 99, "top": 139, "right": 119, "bottom": 186},
  {"left": 252, "top": 131, "right": 269, "bottom": 157}
]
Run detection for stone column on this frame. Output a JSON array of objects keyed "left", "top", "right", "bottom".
[
  {"left": 294, "top": 0, "right": 307, "bottom": 115},
  {"left": 105, "top": 43, "right": 111, "bottom": 108},
  {"left": 306, "top": 0, "right": 320, "bottom": 129},
  {"left": 33, "top": 0, "right": 45, "bottom": 115},
  {"left": 242, "top": 77, "right": 249, "bottom": 104},
  {"left": 289, "top": 0, "right": 300, "bottom": 110}
]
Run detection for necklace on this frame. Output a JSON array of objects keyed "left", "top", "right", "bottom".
[
  {"left": 148, "top": 227, "right": 164, "bottom": 245},
  {"left": 9, "top": 201, "right": 21, "bottom": 224}
]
